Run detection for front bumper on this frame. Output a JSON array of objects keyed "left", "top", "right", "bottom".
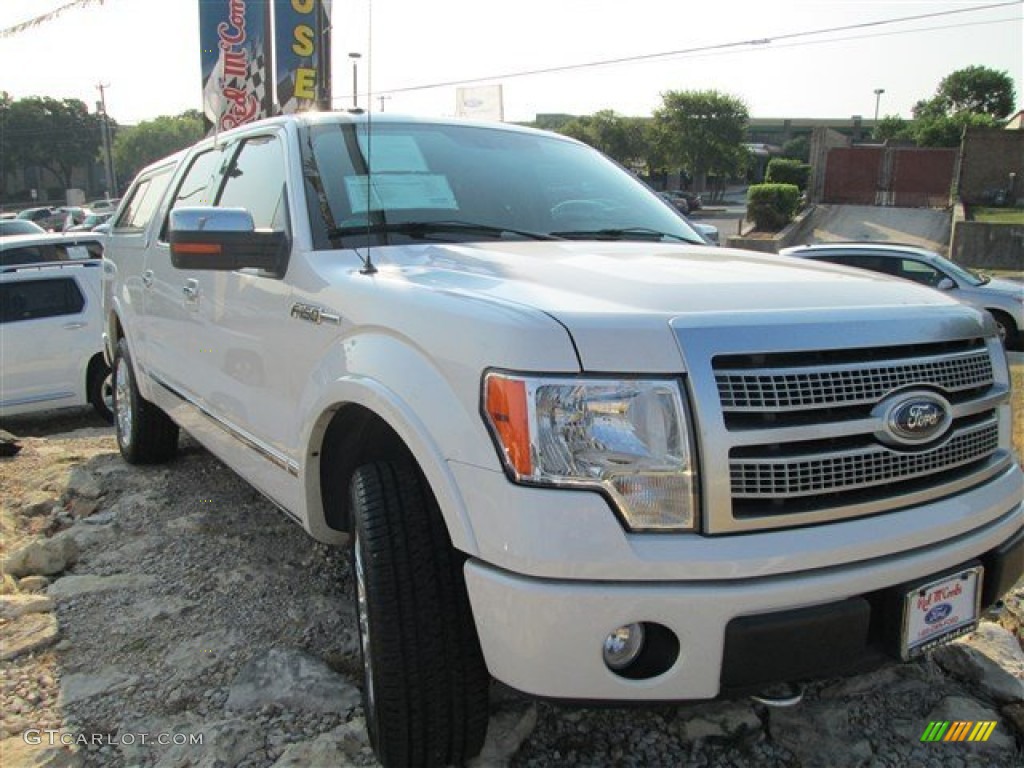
[{"left": 464, "top": 505, "right": 1023, "bottom": 701}]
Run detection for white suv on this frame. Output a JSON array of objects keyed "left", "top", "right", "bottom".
[
  {"left": 1, "top": 236, "right": 111, "bottom": 421},
  {"left": 103, "top": 113, "right": 1023, "bottom": 768}
]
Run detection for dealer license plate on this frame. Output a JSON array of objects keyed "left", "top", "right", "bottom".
[{"left": 901, "top": 566, "right": 982, "bottom": 660}]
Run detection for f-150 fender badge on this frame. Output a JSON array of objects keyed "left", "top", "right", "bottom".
[{"left": 290, "top": 303, "right": 341, "bottom": 325}]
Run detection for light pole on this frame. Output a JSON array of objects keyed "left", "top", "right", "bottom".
[
  {"left": 96, "top": 82, "right": 117, "bottom": 198},
  {"left": 349, "top": 52, "right": 362, "bottom": 112},
  {"left": 873, "top": 88, "right": 885, "bottom": 123},
  {"left": 378, "top": 95, "right": 391, "bottom": 112}
]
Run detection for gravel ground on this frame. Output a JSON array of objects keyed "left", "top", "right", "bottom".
[{"left": 1, "top": 408, "right": 1022, "bottom": 768}]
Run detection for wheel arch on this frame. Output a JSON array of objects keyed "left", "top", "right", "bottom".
[{"left": 305, "top": 383, "right": 481, "bottom": 557}]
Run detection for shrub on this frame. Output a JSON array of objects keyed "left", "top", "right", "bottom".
[
  {"left": 765, "top": 158, "right": 810, "bottom": 190},
  {"left": 747, "top": 184, "right": 801, "bottom": 231}
]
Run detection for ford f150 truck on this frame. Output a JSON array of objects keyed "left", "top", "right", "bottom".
[{"left": 102, "top": 113, "right": 1023, "bottom": 768}]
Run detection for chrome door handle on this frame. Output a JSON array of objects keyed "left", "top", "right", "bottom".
[
  {"left": 142, "top": 270, "right": 154, "bottom": 288},
  {"left": 183, "top": 280, "right": 199, "bottom": 300}
]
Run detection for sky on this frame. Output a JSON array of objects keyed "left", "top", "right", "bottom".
[{"left": 0, "top": 0, "right": 1021, "bottom": 125}]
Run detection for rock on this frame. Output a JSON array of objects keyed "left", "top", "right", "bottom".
[
  {"left": 820, "top": 663, "right": 926, "bottom": 698},
  {"left": 2, "top": 534, "right": 78, "bottom": 577},
  {"left": 152, "top": 718, "right": 262, "bottom": 768},
  {"left": 61, "top": 667, "right": 138, "bottom": 705},
  {"left": 932, "top": 622, "right": 1024, "bottom": 704},
  {"left": 81, "top": 510, "right": 114, "bottom": 525},
  {"left": 0, "top": 593, "right": 54, "bottom": 620},
  {"left": 18, "top": 575, "right": 51, "bottom": 593},
  {"left": 270, "top": 719, "right": 370, "bottom": 767},
  {"left": 0, "top": 613, "right": 59, "bottom": 661},
  {"left": 165, "top": 629, "right": 244, "bottom": 679},
  {"left": 0, "top": 429, "right": 21, "bottom": 456},
  {"left": 1003, "top": 701, "right": 1024, "bottom": 736},
  {"left": 0, "top": 573, "right": 17, "bottom": 594},
  {"left": 66, "top": 467, "right": 103, "bottom": 500},
  {"left": 469, "top": 703, "right": 538, "bottom": 767},
  {"left": 225, "top": 647, "right": 361, "bottom": 714},
  {"left": 0, "top": 736, "right": 81, "bottom": 767},
  {"left": 770, "top": 701, "right": 873, "bottom": 768},
  {"left": 20, "top": 492, "right": 60, "bottom": 517},
  {"left": 68, "top": 498, "right": 100, "bottom": 519},
  {"left": 924, "top": 695, "right": 1015, "bottom": 753},
  {"left": 47, "top": 573, "right": 156, "bottom": 598},
  {"left": 675, "top": 700, "right": 763, "bottom": 743}
]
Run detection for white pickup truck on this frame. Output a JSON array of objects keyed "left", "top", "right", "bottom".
[{"left": 103, "top": 113, "right": 1023, "bottom": 768}]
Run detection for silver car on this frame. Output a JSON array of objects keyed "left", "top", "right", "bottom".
[{"left": 781, "top": 243, "right": 1023, "bottom": 349}]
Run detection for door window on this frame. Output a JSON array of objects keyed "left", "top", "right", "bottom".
[
  {"left": 216, "top": 136, "right": 287, "bottom": 230},
  {"left": 114, "top": 166, "right": 175, "bottom": 233},
  {"left": 1, "top": 277, "right": 85, "bottom": 323}
]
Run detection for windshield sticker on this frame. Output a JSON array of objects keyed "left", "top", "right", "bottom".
[
  {"left": 345, "top": 174, "right": 458, "bottom": 212},
  {"left": 356, "top": 135, "right": 429, "bottom": 173}
]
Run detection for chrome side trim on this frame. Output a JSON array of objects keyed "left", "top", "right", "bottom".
[{"left": 151, "top": 374, "right": 300, "bottom": 477}]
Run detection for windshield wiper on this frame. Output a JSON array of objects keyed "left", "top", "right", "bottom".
[
  {"left": 550, "top": 226, "right": 703, "bottom": 244},
  {"left": 328, "top": 220, "right": 561, "bottom": 242}
]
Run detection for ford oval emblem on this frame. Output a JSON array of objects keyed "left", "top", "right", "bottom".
[
  {"left": 925, "top": 603, "right": 953, "bottom": 625},
  {"left": 872, "top": 391, "right": 953, "bottom": 447}
]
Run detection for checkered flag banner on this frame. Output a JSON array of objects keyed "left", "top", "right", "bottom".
[{"left": 199, "top": 1, "right": 275, "bottom": 132}]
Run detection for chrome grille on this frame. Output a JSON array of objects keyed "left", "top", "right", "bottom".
[
  {"left": 730, "top": 420, "right": 999, "bottom": 499},
  {"left": 716, "top": 349, "right": 993, "bottom": 411}
]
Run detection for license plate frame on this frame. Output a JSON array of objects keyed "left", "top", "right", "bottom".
[{"left": 901, "top": 566, "right": 982, "bottom": 660}]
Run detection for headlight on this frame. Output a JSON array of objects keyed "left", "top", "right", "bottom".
[{"left": 483, "top": 372, "right": 697, "bottom": 531}]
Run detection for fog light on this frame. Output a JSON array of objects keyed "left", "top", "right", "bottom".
[{"left": 603, "top": 623, "right": 646, "bottom": 671}]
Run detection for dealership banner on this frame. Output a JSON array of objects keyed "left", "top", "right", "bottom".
[
  {"left": 274, "top": 0, "right": 332, "bottom": 113},
  {"left": 199, "top": 0, "right": 275, "bottom": 131}
]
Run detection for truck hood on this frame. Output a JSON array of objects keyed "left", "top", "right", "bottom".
[{"left": 370, "top": 241, "right": 970, "bottom": 370}]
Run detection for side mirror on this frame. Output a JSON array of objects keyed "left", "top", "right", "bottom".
[
  {"left": 936, "top": 277, "right": 955, "bottom": 291},
  {"left": 169, "top": 207, "right": 289, "bottom": 276}
]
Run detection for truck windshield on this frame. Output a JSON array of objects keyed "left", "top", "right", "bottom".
[{"left": 301, "top": 120, "right": 705, "bottom": 249}]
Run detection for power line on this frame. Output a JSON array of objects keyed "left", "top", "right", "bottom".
[
  {"left": 351, "top": 1, "right": 1022, "bottom": 100},
  {"left": 0, "top": 0, "right": 105, "bottom": 39}
]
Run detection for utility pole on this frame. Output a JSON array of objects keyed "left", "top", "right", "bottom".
[
  {"left": 378, "top": 95, "right": 391, "bottom": 112},
  {"left": 348, "top": 52, "right": 362, "bottom": 113},
  {"left": 96, "top": 83, "right": 118, "bottom": 198}
]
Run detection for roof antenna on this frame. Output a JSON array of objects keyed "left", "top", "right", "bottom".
[{"left": 358, "top": 0, "right": 377, "bottom": 275}]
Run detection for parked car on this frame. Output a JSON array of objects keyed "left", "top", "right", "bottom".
[
  {"left": 87, "top": 198, "right": 121, "bottom": 213},
  {"left": 658, "top": 190, "right": 702, "bottom": 215},
  {"left": 0, "top": 219, "right": 46, "bottom": 238},
  {"left": 781, "top": 243, "right": 1023, "bottom": 349},
  {"left": 0, "top": 232, "right": 105, "bottom": 267},
  {"left": 66, "top": 211, "right": 113, "bottom": 232},
  {"left": 103, "top": 113, "right": 1020, "bottom": 767},
  {"left": 656, "top": 193, "right": 718, "bottom": 244},
  {"left": 16, "top": 206, "right": 65, "bottom": 231},
  {"left": 0, "top": 254, "right": 112, "bottom": 421}
]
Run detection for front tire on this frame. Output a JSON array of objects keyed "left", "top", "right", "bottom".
[
  {"left": 113, "top": 338, "right": 179, "bottom": 464},
  {"left": 350, "top": 460, "right": 489, "bottom": 768},
  {"left": 989, "top": 309, "right": 1020, "bottom": 351}
]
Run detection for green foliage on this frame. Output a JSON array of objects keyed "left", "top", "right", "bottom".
[
  {"left": 746, "top": 183, "right": 801, "bottom": 231},
  {"left": 653, "top": 90, "right": 749, "bottom": 190},
  {"left": 914, "top": 112, "right": 998, "bottom": 148},
  {"left": 1, "top": 95, "right": 102, "bottom": 191},
  {"left": 781, "top": 136, "right": 810, "bottom": 163},
  {"left": 765, "top": 158, "right": 809, "bottom": 190},
  {"left": 113, "top": 111, "right": 206, "bottom": 183},
  {"left": 935, "top": 66, "right": 1016, "bottom": 119},
  {"left": 559, "top": 110, "right": 647, "bottom": 167},
  {"left": 872, "top": 115, "right": 913, "bottom": 143}
]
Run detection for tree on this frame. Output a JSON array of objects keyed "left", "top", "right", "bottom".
[
  {"left": 3, "top": 96, "right": 102, "bottom": 191},
  {"left": 113, "top": 110, "right": 206, "bottom": 183},
  {"left": 872, "top": 115, "right": 913, "bottom": 143},
  {"left": 652, "top": 90, "right": 749, "bottom": 193},
  {"left": 934, "top": 65, "right": 1016, "bottom": 120},
  {"left": 559, "top": 110, "right": 647, "bottom": 168},
  {"left": 781, "top": 136, "right": 810, "bottom": 163}
]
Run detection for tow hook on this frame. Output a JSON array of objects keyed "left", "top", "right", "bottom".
[{"left": 750, "top": 682, "right": 805, "bottom": 708}]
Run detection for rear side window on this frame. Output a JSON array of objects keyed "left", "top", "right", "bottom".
[
  {"left": 0, "top": 240, "right": 102, "bottom": 267},
  {"left": 0, "top": 277, "right": 85, "bottom": 322},
  {"left": 114, "top": 166, "right": 175, "bottom": 233}
]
